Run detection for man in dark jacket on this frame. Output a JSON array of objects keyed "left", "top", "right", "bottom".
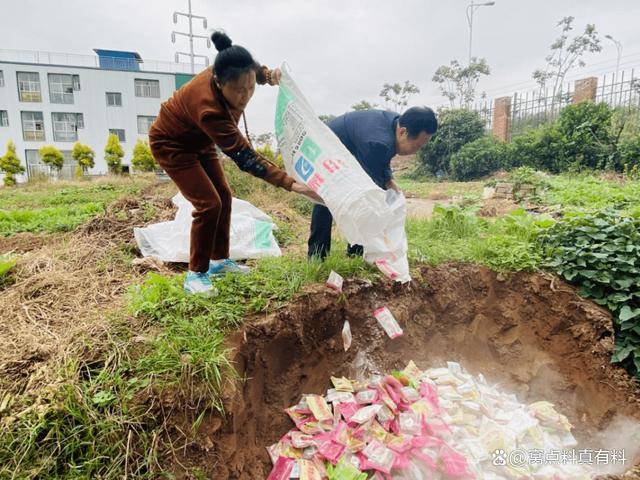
[{"left": 307, "top": 106, "right": 438, "bottom": 259}]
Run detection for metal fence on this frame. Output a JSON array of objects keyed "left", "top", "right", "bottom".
[{"left": 473, "top": 68, "right": 640, "bottom": 138}]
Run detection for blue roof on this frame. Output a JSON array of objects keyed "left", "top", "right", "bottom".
[
  {"left": 93, "top": 49, "right": 142, "bottom": 71},
  {"left": 93, "top": 49, "right": 142, "bottom": 61}
]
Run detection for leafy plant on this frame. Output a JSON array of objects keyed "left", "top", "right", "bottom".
[
  {"left": 541, "top": 209, "right": 640, "bottom": 377},
  {"left": 104, "top": 133, "right": 124, "bottom": 174},
  {"left": 379, "top": 81, "right": 420, "bottom": 113},
  {"left": 432, "top": 57, "right": 490, "bottom": 108},
  {"left": 351, "top": 100, "right": 378, "bottom": 111},
  {"left": 0, "top": 254, "right": 17, "bottom": 287},
  {"left": 0, "top": 141, "right": 25, "bottom": 186},
  {"left": 72, "top": 142, "right": 95, "bottom": 174},
  {"left": 131, "top": 139, "right": 156, "bottom": 172},
  {"left": 39, "top": 145, "right": 64, "bottom": 173},
  {"left": 417, "top": 109, "right": 485, "bottom": 177},
  {"left": 449, "top": 136, "right": 507, "bottom": 181}
]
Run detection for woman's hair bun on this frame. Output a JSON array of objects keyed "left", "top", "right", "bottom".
[{"left": 211, "top": 31, "right": 232, "bottom": 52}]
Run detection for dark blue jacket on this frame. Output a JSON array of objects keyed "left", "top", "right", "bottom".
[{"left": 328, "top": 110, "right": 398, "bottom": 188}]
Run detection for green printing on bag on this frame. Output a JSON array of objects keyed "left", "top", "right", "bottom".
[
  {"left": 253, "top": 221, "right": 274, "bottom": 249},
  {"left": 300, "top": 137, "right": 322, "bottom": 163},
  {"left": 275, "top": 86, "right": 292, "bottom": 138}
]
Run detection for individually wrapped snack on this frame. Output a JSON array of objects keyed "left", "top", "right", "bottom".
[
  {"left": 355, "top": 389, "right": 377, "bottom": 404},
  {"left": 375, "top": 259, "right": 399, "bottom": 280},
  {"left": 342, "top": 320, "right": 352, "bottom": 352},
  {"left": 376, "top": 404, "right": 395, "bottom": 424},
  {"left": 306, "top": 395, "right": 333, "bottom": 422},
  {"left": 317, "top": 440, "right": 346, "bottom": 465},
  {"left": 325, "top": 456, "right": 368, "bottom": 480},
  {"left": 362, "top": 440, "right": 396, "bottom": 474},
  {"left": 326, "top": 270, "right": 344, "bottom": 292},
  {"left": 401, "top": 360, "right": 423, "bottom": 386},
  {"left": 290, "top": 431, "right": 315, "bottom": 449},
  {"left": 350, "top": 404, "right": 382, "bottom": 424},
  {"left": 399, "top": 411, "right": 421, "bottom": 435},
  {"left": 336, "top": 401, "right": 360, "bottom": 422},
  {"left": 401, "top": 386, "right": 420, "bottom": 403},
  {"left": 266, "top": 456, "right": 295, "bottom": 480},
  {"left": 373, "top": 307, "right": 403, "bottom": 338},
  {"left": 267, "top": 443, "right": 280, "bottom": 464},
  {"left": 326, "top": 388, "right": 356, "bottom": 404},
  {"left": 298, "top": 459, "right": 323, "bottom": 480},
  {"left": 332, "top": 376, "right": 355, "bottom": 392}
]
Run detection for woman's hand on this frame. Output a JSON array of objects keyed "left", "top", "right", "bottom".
[
  {"left": 269, "top": 68, "right": 282, "bottom": 86},
  {"left": 291, "top": 181, "right": 324, "bottom": 205}
]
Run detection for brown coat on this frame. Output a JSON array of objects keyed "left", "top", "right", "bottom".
[{"left": 149, "top": 67, "right": 294, "bottom": 191}]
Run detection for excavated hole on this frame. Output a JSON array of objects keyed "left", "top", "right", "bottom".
[{"left": 175, "top": 264, "right": 640, "bottom": 479}]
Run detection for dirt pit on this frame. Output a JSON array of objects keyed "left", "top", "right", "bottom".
[{"left": 178, "top": 263, "right": 640, "bottom": 479}]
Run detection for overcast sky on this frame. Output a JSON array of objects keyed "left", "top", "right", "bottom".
[{"left": 3, "top": 0, "right": 640, "bottom": 135}]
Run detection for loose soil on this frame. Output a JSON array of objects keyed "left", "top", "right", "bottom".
[{"left": 169, "top": 264, "right": 640, "bottom": 479}]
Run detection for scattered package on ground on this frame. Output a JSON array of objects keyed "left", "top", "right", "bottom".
[
  {"left": 133, "top": 193, "right": 281, "bottom": 263},
  {"left": 275, "top": 65, "right": 411, "bottom": 283},
  {"left": 267, "top": 361, "right": 592, "bottom": 479},
  {"left": 327, "top": 271, "right": 344, "bottom": 293}
]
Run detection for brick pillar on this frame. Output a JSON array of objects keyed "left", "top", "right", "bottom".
[
  {"left": 572, "top": 77, "right": 598, "bottom": 103},
  {"left": 492, "top": 96, "right": 511, "bottom": 141}
]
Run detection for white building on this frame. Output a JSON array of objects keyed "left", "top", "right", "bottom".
[{"left": 0, "top": 48, "right": 204, "bottom": 181}]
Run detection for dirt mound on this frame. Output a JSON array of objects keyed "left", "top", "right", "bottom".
[{"left": 170, "top": 264, "right": 640, "bottom": 479}]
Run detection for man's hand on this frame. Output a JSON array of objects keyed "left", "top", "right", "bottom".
[
  {"left": 291, "top": 181, "right": 324, "bottom": 205},
  {"left": 269, "top": 68, "right": 282, "bottom": 86},
  {"left": 386, "top": 179, "right": 401, "bottom": 193}
]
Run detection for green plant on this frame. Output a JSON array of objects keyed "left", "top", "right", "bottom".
[
  {"left": 432, "top": 57, "right": 491, "bottom": 108},
  {"left": 618, "top": 135, "right": 640, "bottom": 172},
  {"left": 0, "top": 141, "right": 25, "bottom": 186},
  {"left": 255, "top": 143, "right": 284, "bottom": 169},
  {"left": 131, "top": 140, "right": 156, "bottom": 172},
  {"left": 379, "top": 81, "right": 420, "bottom": 113},
  {"left": 417, "top": 109, "right": 485, "bottom": 177},
  {"left": 71, "top": 142, "right": 95, "bottom": 174},
  {"left": 509, "top": 123, "right": 567, "bottom": 172},
  {"left": 39, "top": 145, "right": 64, "bottom": 173},
  {"left": 105, "top": 134, "right": 124, "bottom": 174},
  {"left": 541, "top": 210, "right": 640, "bottom": 378},
  {"left": 0, "top": 254, "right": 17, "bottom": 287},
  {"left": 449, "top": 136, "right": 507, "bottom": 181}
]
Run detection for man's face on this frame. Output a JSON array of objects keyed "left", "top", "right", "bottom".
[{"left": 396, "top": 126, "right": 432, "bottom": 155}]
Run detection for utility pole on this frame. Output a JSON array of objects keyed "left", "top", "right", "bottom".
[
  {"left": 605, "top": 34, "right": 623, "bottom": 80},
  {"left": 172, "top": 0, "right": 210, "bottom": 73}
]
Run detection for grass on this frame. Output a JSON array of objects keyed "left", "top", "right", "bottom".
[
  {"left": 0, "top": 176, "right": 155, "bottom": 236},
  {"left": 406, "top": 205, "right": 553, "bottom": 271},
  {"left": 397, "top": 177, "right": 484, "bottom": 203},
  {"left": 542, "top": 174, "right": 640, "bottom": 212},
  {"left": 0, "top": 253, "right": 17, "bottom": 287}
]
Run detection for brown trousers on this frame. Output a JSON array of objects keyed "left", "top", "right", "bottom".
[{"left": 150, "top": 142, "right": 232, "bottom": 272}]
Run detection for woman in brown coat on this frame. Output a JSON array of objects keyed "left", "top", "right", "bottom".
[{"left": 149, "top": 31, "right": 320, "bottom": 294}]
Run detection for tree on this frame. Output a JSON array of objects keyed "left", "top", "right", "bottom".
[
  {"left": 379, "top": 81, "right": 420, "bottom": 112},
  {"left": 256, "top": 143, "right": 284, "bottom": 168},
  {"left": 319, "top": 114, "right": 336, "bottom": 124},
  {"left": 432, "top": 58, "right": 490, "bottom": 108},
  {"left": 532, "top": 17, "right": 601, "bottom": 102},
  {"left": 104, "top": 133, "right": 124, "bottom": 174},
  {"left": 255, "top": 133, "right": 274, "bottom": 148},
  {"left": 132, "top": 139, "right": 156, "bottom": 172},
  {"left": 39, "top": 145, "right": 64, "bottom": 174},
  {"left": 351, "top": 100, "right": 378, "bottom": 111},
  {"left": 71, "top": 142, "right": 95, "bottom": 175},
  {"left": 0, "top": 141, "right": 25, "bottom": 186}
]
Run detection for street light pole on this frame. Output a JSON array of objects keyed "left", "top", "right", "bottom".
[
  {"left": 466, "top": 1, "right": 495, "bottom": 64},
  {"left": 605, "top": 34, "right": 623, "bottom": 79}
]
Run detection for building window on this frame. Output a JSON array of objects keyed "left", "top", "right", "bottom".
[
  {"left": 17, "top": 72, "right": 42, "bottom": 102},
  {"left": 48, "top": 73, "right": 80, "bottom": 104},
  {"left": 137, "top": 115, "right": 156, "bottom": 134},
  {"left": 109, "top": 128, "right": 126, "bottom": 142},
  {"left": 26, "top": 149, "right": 77, "bottom": 180},
  {"left": 52, "top": 112, "right": 84, "bottom": 142},
  {"left": 0, "top": 111, "right": 8, "bottom": 127},
  {"left": 21, "top": 111, "right": 45, "bottom": 141},
  {"left": 0, "top": 71, "right": 4, "bottom": 87},
  {"left": 134, "top": 79, "right": 160, "bottom": 98},
  {"left": 106, "top": 92, "right": 122, "bottom": 106},
  {"left": 72, "top": 75, "right": 81, "bottom": 91}
]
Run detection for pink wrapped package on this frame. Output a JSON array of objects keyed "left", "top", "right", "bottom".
[
  {"left": 342, "top": 320, "right": 352, "bottom": 351},
  {"left": 438, "top": 444, "right": 473, "bottom": 478},
  {"left": 326, "top": 270, "right": 344, "bottom": 292},
  {"left": 375, "top": 259, "right": 399, "bottom": 280},
  {"left": 306, "top": 395, "right": 333, "bottom": 422},
  {"left": 373, "top": 307, "right": 403, "bottom": 338},
  {"left": 355, "top": 389, "right": 378, "bottom": 404},
  {"left": 290, "top": 431, "right": 315, "bottom": 449},
  {"left": 299, "top": 459, "right": 323, "bottom": 480},
  {"left": 266, "top": 456, "right": 295, "bottom": 480},
  {"left": 350, "top": 404, "right": 382, "bottom": 424},
  {"left": 336, "top": 401, "right": 360, "bottom": 422},
  {"left": 317, "top": 440, "right": 346, "bottom": 465},
  {"left": 362, "top": 440, "right": 396, "bottom": 474},
  {"left": 399, "top": 411, "right": 421, "bottom": 435}
]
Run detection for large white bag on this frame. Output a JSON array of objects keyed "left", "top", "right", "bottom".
[
  {"left": 275, "top": 65, "right": 410, "bottom": 282},
  {"left": 134, "top": 193, "right": 281, "bottom": 263}
]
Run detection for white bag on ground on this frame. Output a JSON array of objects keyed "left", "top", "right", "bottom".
[
  {"left": 134, "top": 193, "right": 281, "bottom": 263},
  {"left": 275, "top": 65, "right": 410, "bottom": 282}
]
